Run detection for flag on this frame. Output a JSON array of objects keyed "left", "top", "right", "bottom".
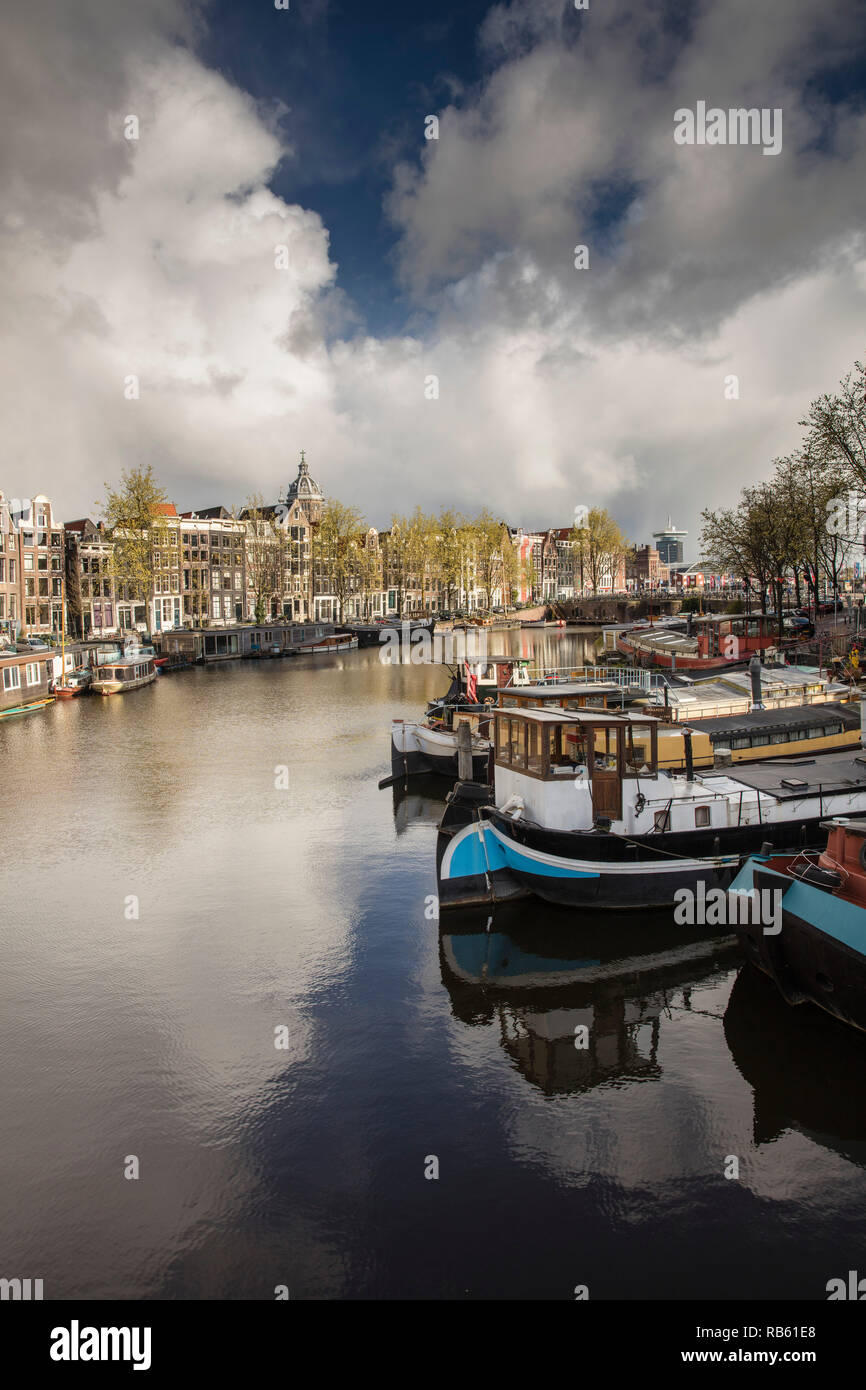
[{"left": 465, "top": 665, "right": 478, "bottom": 702}]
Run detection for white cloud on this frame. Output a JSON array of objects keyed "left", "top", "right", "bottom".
[{"left": 2, "top": 0, "right": 865, "bottom": 550}]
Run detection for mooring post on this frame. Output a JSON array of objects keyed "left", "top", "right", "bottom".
[{"left": 457, "top": 719, "right": 473, "bottom": 781}]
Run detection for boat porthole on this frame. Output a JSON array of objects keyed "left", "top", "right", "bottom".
[{"left": 815, "top": 972, "right": 834, "bottom": 992}]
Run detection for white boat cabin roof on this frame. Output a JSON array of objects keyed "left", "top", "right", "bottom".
[{"left": 496, "top": 682, "right": 622, "bottom": 698}]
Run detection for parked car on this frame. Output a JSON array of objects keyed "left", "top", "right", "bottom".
[{"left": 16, "top": 636, "right": 50, "bottom": 651}]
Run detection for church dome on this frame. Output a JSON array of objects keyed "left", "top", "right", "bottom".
[{"left": 286, "top": 451, "right": 323, "bottom": 507}]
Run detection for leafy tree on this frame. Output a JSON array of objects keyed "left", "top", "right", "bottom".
[
  {"left": 314, "top": 499, "right": 366, "bottom": 622},
  {"left": 101, "top": 465, "right": 169, "bottom": 625},
  {"left": 571, "top": 508, "right": 627, "bottom": 594},
  {"left": 243, "top": 494, "right": 284, "bottom": 624}
]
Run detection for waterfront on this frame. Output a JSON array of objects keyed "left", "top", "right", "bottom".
[{"left": 2, "top": 629, "right": 866, "bottom": 1300}]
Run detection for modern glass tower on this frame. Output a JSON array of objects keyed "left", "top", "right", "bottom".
[{"left": 652, "top": 516, "right": 688, "bottom": 566}]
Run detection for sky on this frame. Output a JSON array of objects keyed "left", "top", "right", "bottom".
[{"left": 2, "top": 0, "right": 865, "bottom": 560}]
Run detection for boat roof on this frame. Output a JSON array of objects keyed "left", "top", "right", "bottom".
[
  {"left": 496, "top": 706, "right": 641, "bottom": 726},
  {"left": 695, "top": 702, "right": 861, "bottom": 737},
  {"left": 719, "top": 751, "right": 866, "bottom": 799},
  {"left": 496, "top": 682, "right": 622, "bottom": 697}
]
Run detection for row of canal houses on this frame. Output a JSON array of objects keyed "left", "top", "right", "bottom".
[{"left": 2, "top": 457, "right": 628, "bottom": 647}]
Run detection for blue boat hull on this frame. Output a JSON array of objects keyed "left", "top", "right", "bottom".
[
  {"left": 730, "top": 858, "right": 866, "bottom": 1033},
  {"left": 437, "top": 813, "right": 741, "bottom": 911}
]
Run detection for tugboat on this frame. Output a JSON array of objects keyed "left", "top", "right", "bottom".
[{"left": 729, "top": 816, "right": 866, "bottom": 1033}]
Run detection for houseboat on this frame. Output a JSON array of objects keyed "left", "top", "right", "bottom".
[
  {"left": 296, "top": 632, "right": 359, "bottom": 653},
  {"left": 436, "top": 705, "right": 866, "bottom": 911},
  {"left": 635, "top": 662, "right": 852, "bottom": 721},
  {"left": 91, "top": 653, "right": 157, "bottom": 695},
  {"left": 0, "top": 650, "right": 56, "bottom": 719},
  {"left": 729, "top": 816, "right": 866, "bottom": 1033},
  {"left": 347, "top": 617, "right": 436, "bottom": 647},
  {"left": 617, "top": 612, "right": 780, "bottom": 672},
  {"left": 54, "top": 669, "right": 92, "bottom": 698},
  {"left": 389, "top": 657, "right": 532, "bottom": 781}
]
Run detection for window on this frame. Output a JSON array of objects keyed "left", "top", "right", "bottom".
[
  {"left": 695, "top": 806, "right": 711, "bottom": 827},
  {"left": 24, "top": 554, "right": 33, "bottom": 571},
  {"left": 654, "top": 808, "right": 671, "bottom": 831},
  {"left": 3, "top": 665, "right": 21, "bottom": 691},
  {"left": 25, "top": 662, "right": 39, "bottom": 686}
]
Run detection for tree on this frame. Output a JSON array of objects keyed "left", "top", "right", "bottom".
[
  {"left": 313, "top": 499, "right": 366, "bottom": 623},
  {"left": 243, "top": 494, "right": 283, "bottom": 624},
  {"left": 101, "top": 465, "right": 169, "bottom": 627},
  {"left": 467, "top": 510, "right": 509, "bottom": 611},
  {"left": 800, "top": 360, "right": 866, "bottom": 493},
  {"left": 572, "top": 508, "right": 628, "bottom": 594}
]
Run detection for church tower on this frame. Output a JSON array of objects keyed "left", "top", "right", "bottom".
[{"left": 284, "top": 449, "right": 324, "bottom": 524}]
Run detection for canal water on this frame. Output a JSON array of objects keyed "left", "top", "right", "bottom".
[{"left": 2, "top": 628, "right": 865, "bottom": 1300}]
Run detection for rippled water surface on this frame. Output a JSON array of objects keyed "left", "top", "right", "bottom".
[{"left": 2, "top": 630, "right": 865, "bottom": 1299}]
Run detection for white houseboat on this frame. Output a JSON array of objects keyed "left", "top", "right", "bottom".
[{"left": 91, "top": 653, "right": 158, "bottom": 696}]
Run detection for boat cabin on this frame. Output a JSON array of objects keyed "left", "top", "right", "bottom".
[
  {"left": 493, "top": 708, "right": 659, "bottom": 824},
  {"left": 495, "top": 681, "right": 625, "bottom": 713},
  {"left": 693, "top": 613, "right": 777, "bottom": 661},
  {"left": 460, "top": 657, "right": 531, "bottom": 695}
]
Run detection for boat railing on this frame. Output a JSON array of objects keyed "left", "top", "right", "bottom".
[{"left": 524, "top": 664, "right": 663, "bottom": 692}]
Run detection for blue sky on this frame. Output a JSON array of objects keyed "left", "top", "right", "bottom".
[{"left": 201, "top": 0, "right": 501, "bottom": 334}]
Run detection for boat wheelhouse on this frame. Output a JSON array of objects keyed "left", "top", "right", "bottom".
[
  {"left": 91, "top": 654, "right": 157, "bottom": 695},
  {"left": 496, "top": 681, "right": 628, "bottom": 713},
  {"left": 436, "top": 706, "right": 866, "bottom": 911}
]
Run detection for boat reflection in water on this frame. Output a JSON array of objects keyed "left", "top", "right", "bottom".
[
  {"left": 440, "top": 903, "right": 738, "bottom": 1095},
  {"left": 390, "top": 774, "right": 450, "bottom": 837},
  {"left": 724, "top": 964, "right": 866, "bottom": 1167}
]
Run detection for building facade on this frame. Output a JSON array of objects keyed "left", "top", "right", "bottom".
[{"left": 0, "top": 493, "right": 63, "bottom": 637}]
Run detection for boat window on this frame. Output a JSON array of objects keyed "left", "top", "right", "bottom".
[
  {"left": 526, "top": 720, "right": 543, "bottom": 774},
  {"left": 593, "top": 726, "right": 618, "bottom": 770},
  {"left": 654, "top": 808, "right": 670, "bottom": 831},
  {"left": 564, "top": 728, "right": 587, "bottom": 764},
  {"left": 695, "top": 806, "right": 711, "bottom": 827},
  {"left": 625, "top": 735, "right": 650, "bottom": 773}
]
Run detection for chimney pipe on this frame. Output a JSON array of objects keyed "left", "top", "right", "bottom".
[
  {"left": 683, "top": 727, "right": 694, "bottom": 782},
  {"left": 749, "top": 653, "right": 763, "bottom": 710}
]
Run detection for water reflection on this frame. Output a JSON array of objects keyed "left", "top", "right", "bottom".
[
  {"left": 441, "top": 904, "right": 738, "bottom": 1095},
  {"left": 390, "top": 774, "right": 449, "bottom": 834},
  {"left": 725, "top": 965, "right": 866, "bottom": 1167}
]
